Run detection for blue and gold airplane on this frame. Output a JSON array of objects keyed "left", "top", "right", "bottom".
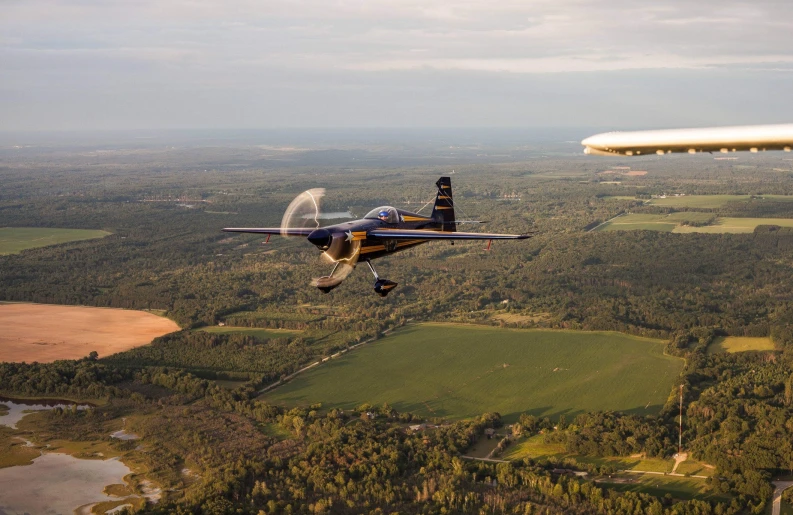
[{"left": 223, "top": 177, "right": 531, "bottom": 296}]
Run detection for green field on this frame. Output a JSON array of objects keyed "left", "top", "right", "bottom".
[
  {"left": 598, "top": 213, "right": 793, "bottom": 234},
  {"left": 264, "top": 324, "right": 684, "bottom": 422},
  {"left": 646, "top": 194, "right": 793, "bottom": 209},
  {"left": 707, "top": 336, "right": 776, "bottom": 354},
  {"left": 198, "top": 326, "right": 302, "bottom": 339},
  {"left": 503, "top": 435, "right": 676, "bottom": 472},
  {"left": 0, "top": 227, "right": 111, "bottom": 255},
  {"left": 675, "top": 460, "right": 715, "bottom": 477},
  {"left": 597, "top": 212, "right": 714, "bottom": 233},
  {"left": 647, "top": 195, "right": 751, "bottom": 208},
  {"left": 601, "top": 474, "right": 723, "bottom": 501},
  {"left": 673, "top": 217, "right": 793, "bottom": 234}
]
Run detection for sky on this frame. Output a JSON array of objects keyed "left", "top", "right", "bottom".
[{"left": 2, "top": 0, "right": 793, "bottom": 131}]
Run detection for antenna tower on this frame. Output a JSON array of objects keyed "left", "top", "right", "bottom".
[{"left": 678, "top": 384, "right": 684, "bottom": 455}]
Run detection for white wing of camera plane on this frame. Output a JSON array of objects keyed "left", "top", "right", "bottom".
[{"left": 581, "top": 123, "right": 793, "bottom": 157}]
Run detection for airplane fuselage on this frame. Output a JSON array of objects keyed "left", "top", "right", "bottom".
[{"left": 307, "top": 207, "right": 440, "bottom": 260}]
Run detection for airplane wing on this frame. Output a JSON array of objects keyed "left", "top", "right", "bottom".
[
  {"left": 368, "top": 229, "right": 531, "bottom": 240},
  {"left": 581, "top": 123, "right": 793, "bottom": 157},
  {"left": 222, "top": 228, "right": 313, "bottom": 236}
]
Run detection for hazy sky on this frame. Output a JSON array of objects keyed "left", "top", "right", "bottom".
[{"left": 3, "top": 0, "right": 793, "bottom": 131}]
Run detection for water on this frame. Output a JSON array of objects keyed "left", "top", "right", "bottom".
[
  {"left": 0, "top": 453, "right": 132, "bottom": 515},
  {"left": 0, "top": 396, "right": 92, "bottom": 429}
]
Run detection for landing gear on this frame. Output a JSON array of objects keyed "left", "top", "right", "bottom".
[
  {"left": 314, "top": 262, "right": 344, "bottom": 293},
  {"left": 365, "top": 260, "right": 397, "bottom": 297}
]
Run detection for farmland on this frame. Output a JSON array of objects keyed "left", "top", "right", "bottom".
[
  {"left": 0, "top": 227, "right": 111, "bottom": 255},
  {"left": 647, "top": 194, "right": 793, "bottom": 208},
  {"left": 0, "top": 303, "right": 180, "bottom": 362},
  {"left": 707, "top": 336, "right": 776, "bottom": 354},
  {"left": 596, "top": 212, "right": 714, "bottom": 232},
  {"left": 647, "top": 195, "right": 751, "bottom": 208},
  {"left": 673, "top": 217, "right": 793, "bottom": 233},
  {"left": 264, "top": 324, "right": 684, "bottom": 421},
  {"left": 596, "top": 213, "right": 793, "bottom": 233}
]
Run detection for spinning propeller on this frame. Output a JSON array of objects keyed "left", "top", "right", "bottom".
[{"left": 280, "top": 188, "right": 360, "bottom": 291}]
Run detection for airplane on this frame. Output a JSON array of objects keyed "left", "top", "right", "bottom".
[
  {"left": 223, "top": 177, "right": 531, "bottom": 296},
  {"left": 581, "top": 123, "right": 793, "bottom": 157}
]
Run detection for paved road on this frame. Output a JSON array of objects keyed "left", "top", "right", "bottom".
[
  {"left": 772, "top": 481, "right": 793, "bottom": 515},
  {"left": 587, "top": 212, "right": 625, "bottom": 232}
]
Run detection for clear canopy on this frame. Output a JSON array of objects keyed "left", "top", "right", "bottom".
[{"left": 364, "top": 206, "right": 399, "bottom": 223}]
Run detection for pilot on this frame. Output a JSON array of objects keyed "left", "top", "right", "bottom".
[{"left": 378, "top": 210, "right": 391, "bottom": 222}]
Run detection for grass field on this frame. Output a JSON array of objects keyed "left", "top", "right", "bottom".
[
  {"left": 646, "top": 194, "right": 793, "bottom": 209},
  {"left": 0, "top": 227, "right": 111, "bottom": 255},
  {"left": 198, "top": 326, "right": 302, "bottom": 340},
  {"left": 601, "top": 474, "right": 723, "bottom": 501},
  {"left": 597, "top": 212, "right": 714, "bottom": 233},
  {"left": 675, "top": 460, "right": 715, "bottom": 477},
  {"left": 597, "top": 213, "right": 793, "bottom": 234},
  {"left": 264, "top": 324, "right": 684, "bottom": 422},
  {"left": 503, "top": 435, "right": 675, "bottom": 471},
  {"left": 673, "top": 217, "right": 793, "bottom": 234},
  {"left": 707, "top": 337, "right": 776, "bottom": 354},
  {"left": 597, "top": 213, "right": 676, "bottom": 232},
  {"left": 647, "top": 195, "right": 751, "bottom": 208}
]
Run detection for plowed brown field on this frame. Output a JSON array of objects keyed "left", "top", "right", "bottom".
[{"left": 0, "top": 303, "right": 180, "bottom": 363}]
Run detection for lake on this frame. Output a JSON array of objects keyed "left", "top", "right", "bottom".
[{"left": 0, "top": 452, "right": 132, "bottom": 515}]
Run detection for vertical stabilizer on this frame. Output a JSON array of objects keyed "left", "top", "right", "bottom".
[{"left": 431, "top": 177, "right": 456, "bottom": 232}]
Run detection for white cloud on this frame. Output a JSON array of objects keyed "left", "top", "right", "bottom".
[{"left": 1, "top": 0, "right": 793, "bottom": 129}]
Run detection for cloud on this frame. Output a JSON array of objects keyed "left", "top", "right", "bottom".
[{"left": 1, "top": 0, "right": 793, "bottom": 130}]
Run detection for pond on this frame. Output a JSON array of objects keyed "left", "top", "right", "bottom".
[
  {"left": 0, "top": 452, "right": 132, "bottom": 515},
  {"left": 0, "top": 396, "right": 92, "bottom": 429}
]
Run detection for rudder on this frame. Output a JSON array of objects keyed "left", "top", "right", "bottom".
[{"left": 431, "top": 176, "right": 456, "bottom": 232}]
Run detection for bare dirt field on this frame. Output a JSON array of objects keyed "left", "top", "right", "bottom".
[{"left": 0, "top": 303, "right": 180, "bottom": 363}]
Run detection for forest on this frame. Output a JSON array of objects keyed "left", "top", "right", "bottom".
[{"left": 3, "top": 140, "right": 793, "bottom": 513}]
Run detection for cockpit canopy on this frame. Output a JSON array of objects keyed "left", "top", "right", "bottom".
[{"left": 364, "top": 206, "right": 399, "bottom": 223}]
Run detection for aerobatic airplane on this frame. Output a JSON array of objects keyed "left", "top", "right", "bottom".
[{"left": 223, "top": 177, "right": 531, "bottom": 296}]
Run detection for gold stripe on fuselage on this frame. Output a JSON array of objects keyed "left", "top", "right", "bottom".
[
  {"left": 401, "top": 216, "right": 431, "bottom": 222},
  {"left": 360, "top": 239, "right": 426, "bottom": 254},
  {"left": 360, "top": 245, "right": 385, "bottom": 254}
]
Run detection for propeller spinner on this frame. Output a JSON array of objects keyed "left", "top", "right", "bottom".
[{"left": 281, "top": 189, "right": 360, "bottom": 292}]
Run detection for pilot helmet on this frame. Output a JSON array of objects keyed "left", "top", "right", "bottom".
[{"left": 378, "top": 210, "right": 390, "bottom": 221}]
